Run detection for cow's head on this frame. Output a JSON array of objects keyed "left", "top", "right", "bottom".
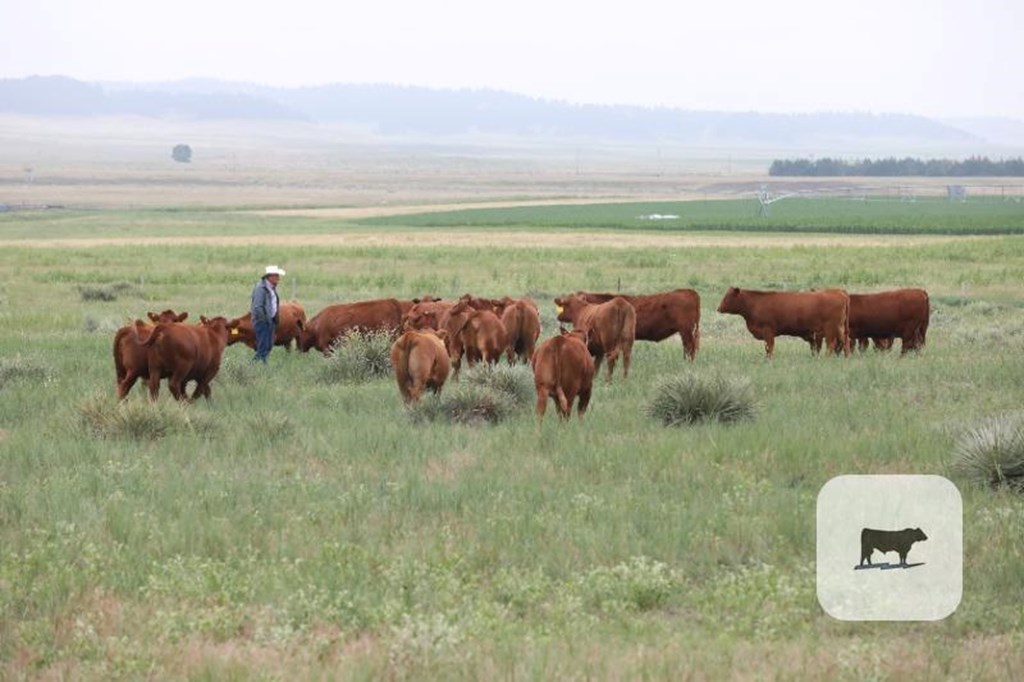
[
  {"left": 717, "top": 287, "right": 743, "bottom": 314},
  {"left": 148, "top": 309, "right": 188, "bottom": 324},
  {"left": 295, "top": 318, "right": 315, "bottom": 352},
  {"left": 559, "top": 325, "right": 589, "bottom": 346},
  {"left": 224, "top": 315, "right": 254, "bottom": 345},
  {"left": 199, "top": 315, "right": 237, "bottom": 339},
  {"left": 553, "top": 295, "right": 583, "bottom": 323},
  {"left": 403, "top": 304, "right": 438, "bottom": 331}
]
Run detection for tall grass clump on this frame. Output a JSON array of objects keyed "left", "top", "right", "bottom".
[
  {"left": 407, "top": 363, "right": 533, "bottom": 425},
  {"left": 318, "top": 329, "right": 395, "bottom": 384},
  {"left": 408, "top": 384, "right": 517, "bottom": 426},
  {"left": 461, "top": 363, "right": 534, "bottom": 405},
  {"left": 646, "top": 372, "right": 756, "bottom": 426},
  {"left": 952, "top": 414, "right": 1024, "bottom": 491},
  {"left": 77, "top": 393, "right": 216, "bottom": 440},
  {"left": 0, "top": 355, "right": 52, "bottom": 389}
]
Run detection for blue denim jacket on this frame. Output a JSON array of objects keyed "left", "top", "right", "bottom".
[{"left": 251, "top": 279, "right": 279, "bottom": 324}]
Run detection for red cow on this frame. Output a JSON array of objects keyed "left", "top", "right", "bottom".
[
  {"left": 848, "top": 289, "right": 930, "bottom": 354},
  {"left": 553, "top": 294, "right": 636, "bottom": 381},
  {"left": 575, "top": 289, "right": 700, "bottom": 360},
  {"left": 495, "top": 297, "right": 541, "bottom": 364},
  {"left": 113, "top": 309, "right": 188, "bottom": 399},
  {"left": 448, "top": 299, "right": 508, "bottom": 368},
  {"left": 390, "top": 329, "right": 451, "bottom": 403},
  {"left": 297, "top": 298, "right": 412, "bottom": 354},
  {"left": 227, "top": 302, "right": 307, "bottom": 351},
  {"left": 717, "top": 287, "right": 850, "bottom": 358},
  {"left": 138, "top": 315, "right": 236, "bottom": 401},
  {"left": 532, "top": 329, "right": 595, "bottom": 423}
]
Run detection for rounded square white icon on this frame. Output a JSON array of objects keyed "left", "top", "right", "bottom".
[{"left": 816, "top": 475, "right": 962, "bottom": 621}]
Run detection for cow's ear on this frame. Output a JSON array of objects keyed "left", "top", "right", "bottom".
[
  {"left": 412, "top": 298, "right": 421, "bottom": 304},
  {"left": 200, "top": 315, "right": 209, "bottom": 324},
  {"left": 295, "top": 319, "right": 304, "bottom": 331},
  {"left": 147, "top": 312, "right": 159, "bottom": 322},
  {"left": 176, "top": 312, "right": 189, "bottom": 322}
]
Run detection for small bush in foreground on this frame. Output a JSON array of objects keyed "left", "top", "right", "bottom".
[
  {"left": 77, "top": 394, "right": 216, "bottom": 440},
  {"left": 953, "top": 414, "right": 1024, "bottom": 491},
  {"left": 460, "top": 363, "right": 534, "bottom": 405},
  {"left": 0, "top": 355, "right": 52, "bottom": 389},
  {"left": 318, "top": 329, "right": 394, "bottom": 384},
  {"left": 646, "top": 372, "right": 756, "bottom": 426},
  {"left": 408, "top": 384, "right": 518, "bottom": 426}
]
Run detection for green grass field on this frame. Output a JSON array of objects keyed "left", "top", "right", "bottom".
[{"left": 2, "top": 202, "right": 1024, "bottom": 680}]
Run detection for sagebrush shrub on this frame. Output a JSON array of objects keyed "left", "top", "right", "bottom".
[
  {"left": 318, "top": 329, "right": 395, "bottom": 384},
  {"left": 646, "top": 372, "right": 755, "bottom": 426},
  {"left": 953, "top": 414, "right": 1024, "bottom": 491}
]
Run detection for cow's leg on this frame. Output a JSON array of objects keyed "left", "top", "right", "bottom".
[
  {"left": 147, "top": 373, "right": 160, "bottom": 401},
  {"left": 764, "top": 333, "right": 775, "bottom": 359},
  {"left": 604, "top": 351, "right": 619, "bottom": 382},
  {"left": 622, "top": 343, "right": 632, "bottom": 379},
  {"left": 577, "top": 387, "right": 592, "bottom": 418},
  {"left": 591, "top": 352, "right": 604, "bottom": 377},
  {"left": 169, "top": 373, "right": 187, "bottom": 401},
  {"left": 535, "top": 386, "right": 548, "bottom": 424},
  {"left": 899, "top": 551, "right": 908, "bottom": 566},
  {"left": 682, "top": 328, "right": 697, "bottom": 361},
  {"left": 118, "top": 370, "right": 139, "bottom": 400}
]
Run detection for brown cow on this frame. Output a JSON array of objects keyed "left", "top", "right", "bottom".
[
  {"left": 448, "top": 299, "right": 508, "bottom": 369},
  {"left": 403, "top": 298, "right": 454, "bottom": 331},
  {"left": 113, "top": 309, "right": 188, "bottom": 399},
  {"left": 297, "top": 298, "right": 412, "bottom": 354},
  {"left": 138, "top": 315, "right": 236, "bottom": 401},
  {"left": 390, "top": 329, "right": 451, "bottom": 403},
  {"left": 717, "top": 287, "right": 850, "bottom": 358},
  {"left": 532, "top": 328, "right": 595, "bottom": 423},
  {"left": 496, "top": 297, "right": 541, "bottom": 364},
  {"left": 848, "top": 289, "right": 930, "bottom": 354},
  {"left": 227, "top": 302, "right": 307, "bottom": 351},
  {"left": 575, "top": 289, "right": 700, "bottom": 360},
  {"left": 554, "top": 294, "right": 636, "bottom": 381}
]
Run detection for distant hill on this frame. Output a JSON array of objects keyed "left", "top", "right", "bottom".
[{"left": 1, "top": 75, "right": 1009, "bottom": 150}]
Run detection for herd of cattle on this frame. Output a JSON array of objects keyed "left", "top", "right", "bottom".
[{"left": 112, "top": 287, "right": 930, "bottom": 422}]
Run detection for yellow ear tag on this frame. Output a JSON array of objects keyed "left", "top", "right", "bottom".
[
  {"left": 555, "top": 305, "right": 564, "bottom": 315},
  {"left": 230, "top": 328, "right": 240, "bottom": 336}
]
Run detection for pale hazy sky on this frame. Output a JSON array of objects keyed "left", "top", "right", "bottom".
[{"left": 3, "top": 0, "right": 1022, "bottom": 119}]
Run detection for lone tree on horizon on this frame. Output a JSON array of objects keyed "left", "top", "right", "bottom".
[{"left": 171, "top": 144, "right": 192, "bottom": 163}]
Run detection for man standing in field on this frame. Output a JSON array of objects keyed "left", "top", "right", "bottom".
[{"left": 251, "top": 265, "right": 285, "bottom": 363}]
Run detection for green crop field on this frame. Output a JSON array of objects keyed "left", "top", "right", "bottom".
[
  {"left": 1, "top": 201, "right": 1024, "bottom": 680},
  {"left": 365, "top": 197, "right": 1024, "bottom": 235}
]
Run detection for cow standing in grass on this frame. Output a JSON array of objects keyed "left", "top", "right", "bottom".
[
  {"left": 532, "top": 329, "right": 595, "bottom": 423},
  {"left": 554, "top": 294, "right": 636, "bottom": 381},
  {"left": 113, "top": 309, "right": 188, "bottom": 399},
  {"left": 717, "top": 287, "right": 850, "bottom": 358},
  {"left": 390, "top": 329, "right": 451, "bottom": 403},
  {"left": 574, "top": 288, "right": 700, "bottom": 361},
  {"left": 138, "top": 315, "right": 236, "bottom": 400}
]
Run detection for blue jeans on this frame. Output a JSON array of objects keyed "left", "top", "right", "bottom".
[{"left": 253, "top": 318, "right": 275, "bottom": 363}]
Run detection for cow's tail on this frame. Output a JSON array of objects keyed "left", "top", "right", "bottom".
[
  {"left": 553, "top": 340, "right": 569, "bottom": 414},
  {"left": 139, "top": 322, "right": 167, "bottom": 348},
  {"left": 391, "top": 334, "right": 413, "bottom": 389}
]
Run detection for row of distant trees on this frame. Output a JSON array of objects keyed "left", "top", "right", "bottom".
[{"left": 769, "top": 156, "right": 1024, "bottom": 177}]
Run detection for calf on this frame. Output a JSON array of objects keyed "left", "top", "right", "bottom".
[
  {"left": 532, "top": 329, "right": 595, "bottom": 423},
  {"left": 554, "top": 294, "right": 636, "bottom": 381},
  {"left": 227, "top": 301, "right": 307, "bottom": 351},
  {"left": 139, "top": 315, "right": 236, "bottom": 401},
  {"left": 575, "top": 289, "right": 700, "bottom": 361},
  {"left": 390, "top": 329, "right": 451, "bottom": 403},
  {"left": 113, "top": 309, "right": 188, "bottom": 399}
]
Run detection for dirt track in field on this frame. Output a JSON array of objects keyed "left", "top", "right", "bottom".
[{"left": 0, "top": 230, "right": 989, "bottom": 250}]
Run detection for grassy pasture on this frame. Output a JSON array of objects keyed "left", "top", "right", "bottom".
[{"left": 1, "top": 203, "right": 1024, "bottom": 679}]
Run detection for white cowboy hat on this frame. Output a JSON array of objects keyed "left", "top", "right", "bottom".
[{"left": 264, "top": 265, "right": 286, "bottom": 277}]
